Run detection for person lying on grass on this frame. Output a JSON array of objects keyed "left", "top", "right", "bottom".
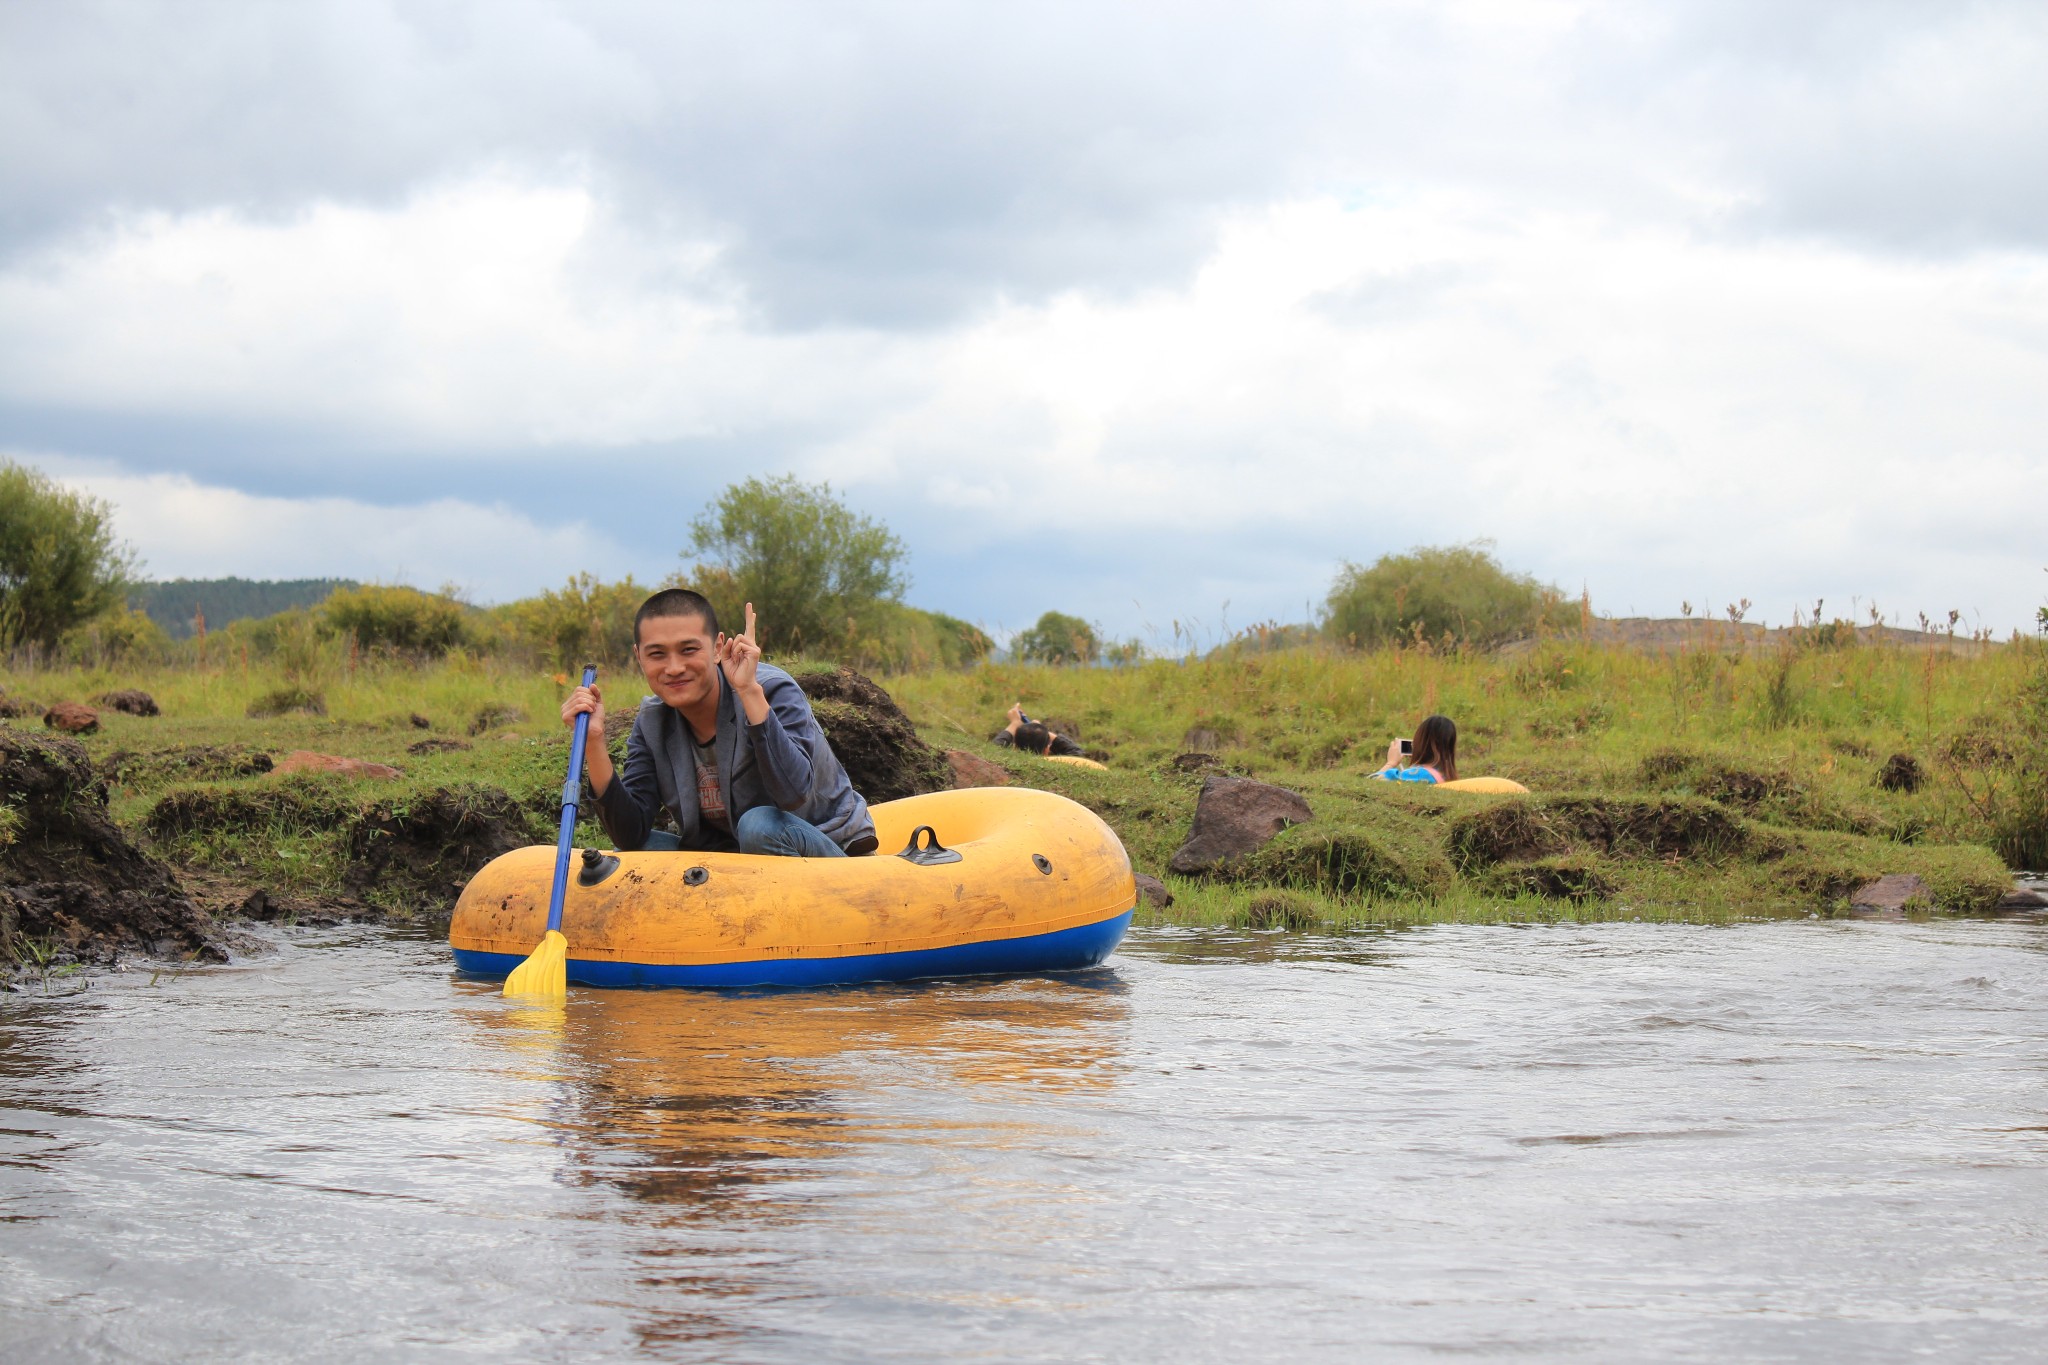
[
  {"left": 560, "top": 588, "right": 878, "bottom": 857},
  {"left": 1374, "top": 714, "right": 1458, "bottom": 785},
  {"left": 993, "top": 703, "right": 1088, "bottom": 758}
]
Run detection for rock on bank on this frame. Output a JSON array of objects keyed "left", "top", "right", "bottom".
[{"left": 1, "top": 728, "right": 221, "bottom": 968}]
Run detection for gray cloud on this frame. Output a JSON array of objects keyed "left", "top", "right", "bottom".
[{"left": 7, "top": 1, "right": 2042, "bottom": 334}]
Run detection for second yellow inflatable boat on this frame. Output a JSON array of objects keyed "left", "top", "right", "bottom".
[{"left": 449, "top": 786, "right": 1137, "bottom": 988}]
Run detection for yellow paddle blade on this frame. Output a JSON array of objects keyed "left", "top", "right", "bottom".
[{"left": 502, "top": 929, "right": 569, "bottom": 999}]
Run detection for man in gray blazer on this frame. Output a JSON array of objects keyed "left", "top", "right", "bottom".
[{"left": 560, "top": 588, "right": 878, "bottom": 857}]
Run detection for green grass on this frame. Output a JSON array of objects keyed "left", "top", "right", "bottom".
[{"left": 3, "top": 635, "right": 2039, "bottom": 929}]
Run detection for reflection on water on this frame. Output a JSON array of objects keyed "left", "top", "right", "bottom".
[
  {"left": 460, "top": 972, "right": 1129, "bottom": 1352},
  {"left": 5, "top": 921, "right": 2048, "bottom": 1362}
]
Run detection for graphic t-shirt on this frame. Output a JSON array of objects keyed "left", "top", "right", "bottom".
[{"left": 692, "top": 734, "right": 730, "bottom": 832}]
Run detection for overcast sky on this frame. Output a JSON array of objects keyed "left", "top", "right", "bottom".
[{"left": 3, "top": 0, "right": 2044, "bottom": 642}]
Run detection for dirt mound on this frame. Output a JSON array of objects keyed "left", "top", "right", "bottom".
[
  {"left": 146, "top": 783, "right": 344, "bottom": 841},
  {"left": 0, "top": 693, "right": 41, "bottom": 719},
  {"left": 1875, "top": 753, "right": 1924, "bottom": 793},
  {"left": 102, "top": 745, "right": 275, "bottom": 788},
  {"left": 1486, "top": 857, "right": 1617, "bottom": 902},
  {"left": 275, "top": 751, "right": 403, "bottom": 780},
  {"left": 407, "top": 737, "right": 471, "bottom": 755},
  {"left": 1242, "top": 891, "right": 1318, "bottom": 930},
  {"left": 1, "top": 729, "right": 221, "bottom": 968},
  {"left": 344, "top": 787, "right": 542, "bottom": 912},
  {"left": 791, "top": 666, "right": 951, "bottom": 805},
  {"left": 1636, "top": 748, "right": 1698, "bottom": 782},
  {"left": 1695, "top": 766, "right": 1801, "bottom": 813},
  {"left": 468, "top": 703, "right": 525, "bottom": 736},
  {"left": 1633, "top": 751, "right": 1801, "bottom": 814},
  {"left": 1448, "top": 796, "right": 1757, "bottom": 872},
  {"left": 1942, "top": 715, "right": 2017, "bottom": 769},
  {"left": 95, "top": 689, "right": 160, "bottom": 717},
  {"left": 247, "top": 687, "right": 326, "bottom": 718},
  {"left": 148, "top": 780, "right": 540, "bottom": 918},
  {"left": 1233, "top": 826, "right": 1451, "bottom": 898}
]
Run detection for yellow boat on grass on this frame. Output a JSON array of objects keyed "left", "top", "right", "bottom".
[
  {"left": 1433, "top": 777, "right": 1529, "bottom": 794},
  {"left": 450, "top": 786, "right": 1137, "bottom": 988}
]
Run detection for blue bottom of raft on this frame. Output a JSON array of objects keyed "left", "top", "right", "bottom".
[{"left": 453, "top": 909, "right": 1133, "bottom": 989}]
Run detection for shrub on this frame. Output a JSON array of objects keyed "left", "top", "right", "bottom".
[
  {"left": 510, "top": 573, "right": 647, "bottom": 670},
  {"left": 0, "top": 459, "right": 137, "bottom": 652},
  {"left": 1323, "top": 542, "right": 1564, "bottom": 650},
  {"left": 323, "top": 585, "right": 468, "bottom": 655},
  {"left": 60, "top": 607, "right": 172, "bottom": 666}
]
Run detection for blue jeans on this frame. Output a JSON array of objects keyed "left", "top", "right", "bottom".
[{"left": 640, "top": 807, "right": 847, "bottom": 858}]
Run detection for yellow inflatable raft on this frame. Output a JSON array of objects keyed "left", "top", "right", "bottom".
[
  {"left": 449, "top": 786, "right": 1137, "bottom": 988},
  {"left": 1435, "top": 776, "right": 1529, "bottom": 794}
]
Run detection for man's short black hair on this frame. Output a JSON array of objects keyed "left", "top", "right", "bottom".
[
  {"left": 1013, "top": 721, "right": 1053, "bottom": 756},
  {"left": 634, "top": 588, "right": 720, "bottom": 644}
]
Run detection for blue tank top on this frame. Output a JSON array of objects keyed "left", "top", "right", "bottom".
[{"left": 1375, "top": 766, "right": 1439, "bottom": 784}]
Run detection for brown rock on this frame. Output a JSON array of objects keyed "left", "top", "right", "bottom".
[
  {"left": 44, "top": 702, "right": 99, "bottom": 735},
  {"left": 1134, "top": 872, "right": 1173, "bottom": 908},
  {"left": 946, "top": 749, "right": 1012, "bottom": 788},
  {"left": 408, "top": 712, "right": 432, "bottom": 729},
  {"left": 1849, "top": 873, "right": 1934, "bottom": 916},
  {"left": 274, "top": 751, "right": 404, "bottom": 780},
  {"left": 95, "top": 690, "right": 160, "bottom": 717},
  {"left": 1171, "top": 752, "right": 1221, "bottom": 773},
  {"left": 1167, "top": 774, "right": 1314, "bottom": 874},
  {"left": 1992, "top": 885, "right": 2048, "bottom": 914},
  {"left": 0, "top": 694, "right": 41, "bottom": 720}
]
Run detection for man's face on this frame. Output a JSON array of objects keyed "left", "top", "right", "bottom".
[{"left": 635, "top": 613, "right": 720, "bottom": 711}]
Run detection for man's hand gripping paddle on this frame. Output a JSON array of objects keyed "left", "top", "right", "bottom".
[{"left": 503, "top": 663, "right": 599, "bottom": 999}]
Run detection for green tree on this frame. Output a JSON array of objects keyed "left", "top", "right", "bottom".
[
  {"left": 1324, "top": 542, "right": 1564, "bottom": 650},
  {"left": 0, "top": 459, "right": 137, "bottom": 651},
  {"left": 1012, "top": 611, "right": 1100, "bottom": 664},
  {"left": 683, "top": 476, "right": 908, "bottom": 655}
]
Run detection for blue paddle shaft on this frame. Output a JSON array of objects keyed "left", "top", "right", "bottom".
[{"left": 545, "top": 664, "right": 599, "bottom": 934}]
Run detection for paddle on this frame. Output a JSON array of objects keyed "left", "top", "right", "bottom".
[{"left": 503, "top": 663, "right": 599, "bottom": 999}]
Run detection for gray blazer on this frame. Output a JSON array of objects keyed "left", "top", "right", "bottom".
[{"left": 592, "top": 662, "right": 876, "bottom": 854}]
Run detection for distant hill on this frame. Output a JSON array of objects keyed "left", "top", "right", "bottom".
[{"left": 129, "top": 577, "right": 359, "bottom": 639}]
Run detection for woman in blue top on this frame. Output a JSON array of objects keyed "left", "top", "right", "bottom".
[{"left": 1375, "top": 714, "right": 1458, "bottom": 784}]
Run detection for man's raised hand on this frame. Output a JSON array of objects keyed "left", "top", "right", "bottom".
[{"left": 719, "top": 601, "right": 762, "bottom": 695}]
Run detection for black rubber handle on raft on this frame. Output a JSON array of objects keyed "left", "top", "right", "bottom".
[
  {"left": 578, "top": 847, "right": 620, "bottom": 887},
  {"left": 897, "top": 825, "right": 962, "bottom": 866}
]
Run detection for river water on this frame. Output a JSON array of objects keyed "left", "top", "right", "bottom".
[{"left": 4, "top": 919, "right": 2047, "bottom": 1363}]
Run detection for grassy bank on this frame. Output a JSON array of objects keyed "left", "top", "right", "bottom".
[{"left": 3, "top": 635, "right": 2041, "bottom": 931}]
